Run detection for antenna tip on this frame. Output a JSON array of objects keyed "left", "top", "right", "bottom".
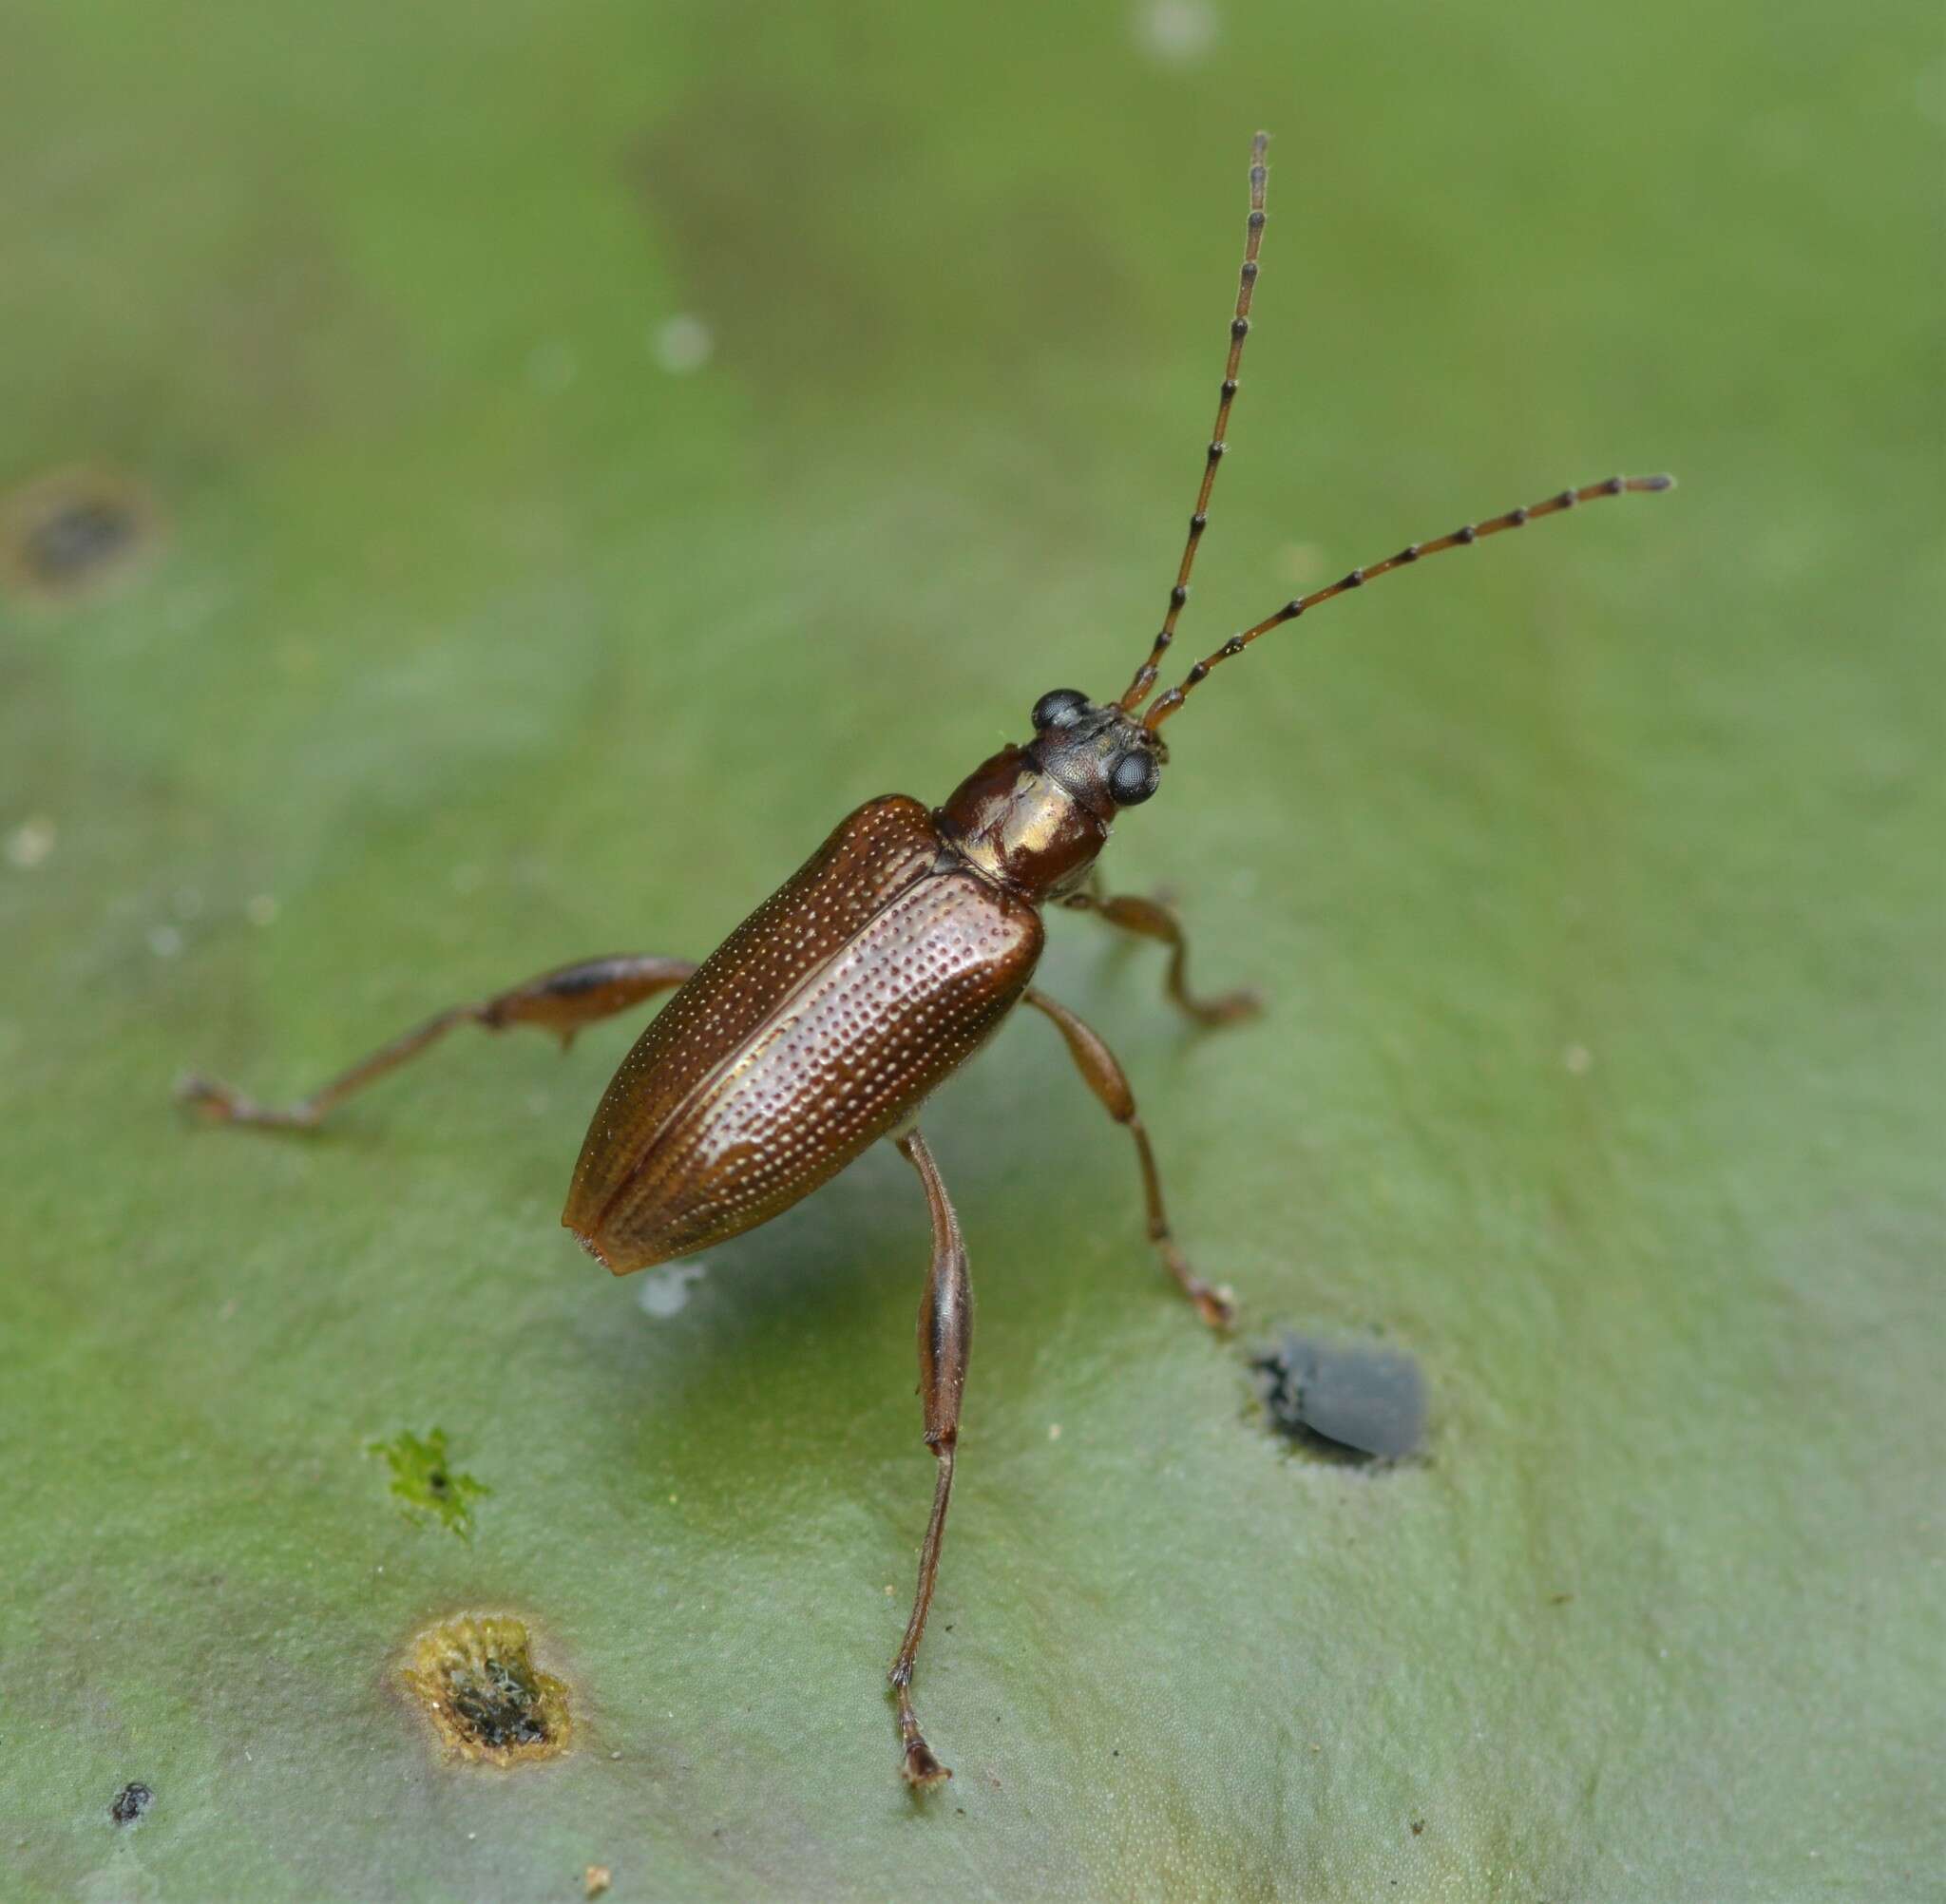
[{"left": 1636, "top": 471, "right": 1676, "bottom": 492}]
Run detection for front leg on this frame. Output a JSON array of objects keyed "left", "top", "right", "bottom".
[
  {"left": 1063, "top": 885, "right": 1260, "bottom": 1028},
  {"left": 888, "top": 1128, "right": 971, "bottom": 1790},
  {"left": 178, "top": 953, "right": 696, "bottom": 1130}
]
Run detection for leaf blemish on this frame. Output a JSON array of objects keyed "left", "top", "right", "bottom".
[
  {"left": 402, "top": 1614, "right": 573, "bottom": 1765},
  {"left": 0, "top": 466, "right": 161, "bottom": 603},
  {"left": 1250, "top": 1332, "right": 1427, "bottom": 1462},
  {"left": 369, "top": 1427, "right": 489, "bottom": 1539},
  {"left": 108, "top": 1781, "right": 153, "bottom": 1826}
]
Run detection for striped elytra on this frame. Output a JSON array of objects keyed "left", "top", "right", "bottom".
[{"left": 563, "top": 796, "right": 1042, "bottom": 1273}]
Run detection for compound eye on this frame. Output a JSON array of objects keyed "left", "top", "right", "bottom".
[
  {"left": 1108, "top": 749, "right": 1161, "bottom": 807},
  {"left": 1031, "top": 688, "right": 1090, "bottom": 733}
]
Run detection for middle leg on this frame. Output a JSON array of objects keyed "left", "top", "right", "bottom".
[{"left": 1024, "top": 987, "right": 1236, "bottom": 1329}]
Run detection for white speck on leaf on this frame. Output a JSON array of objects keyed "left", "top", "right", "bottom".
[
  {"left": 653, "top": 314, "right": 715, "bottom": 375},
  {"left": 5, "top": 816, "right": 55, "bottom": 869},
  {"left": 638, "top": 1260, "right": 709, "bottom": 1317},
  {"left": 1134, "top": 0, "right": 1219, "bottom": 62}
]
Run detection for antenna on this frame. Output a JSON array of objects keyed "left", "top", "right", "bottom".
[
  {"left": 1117, "top": 131, "right": 1270, "bottom": 714},
  {"left": 1141, "top": 473, "right": 1676, "bottom": 730}
]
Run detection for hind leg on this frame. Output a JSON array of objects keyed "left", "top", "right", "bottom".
[
  {"left": 887, "top": 1128, "right": 973, "bottom": 1789},
  {"left": 178, "top": 953, "right": 696, "bottom": 1130}
]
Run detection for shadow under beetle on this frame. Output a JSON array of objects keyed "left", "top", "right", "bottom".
[{"left": 180, "top": 133, "right": 1671, "bottom": 1788}]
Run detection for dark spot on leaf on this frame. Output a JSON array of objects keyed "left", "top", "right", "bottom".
[
  {"left": 29, "top": 497, "right": 133, "bottom": 577},
  {"left": 1251, "top": 1332, "right": 1426, "bottom": 1461},
  {"left": 0, "top": 467, "right": 161, "bottom": 603},
  {"left": 402, "top": 1614, "right": 572, "bottom": 1766},
  {"left": 108, "top": 1781, "right": 153, "bottom": 1825},
  {"left": 1411, "top": 1818, "right": 1425, "bottom": 1836}
]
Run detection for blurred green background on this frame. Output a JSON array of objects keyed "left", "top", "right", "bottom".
[{"left": 3, "top": 1, "right": 1939, "bottom": 1898}]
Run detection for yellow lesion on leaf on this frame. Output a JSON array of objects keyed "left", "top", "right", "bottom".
[{"left": 401, "top": 1614, "right": 572, "bottom": 1766}]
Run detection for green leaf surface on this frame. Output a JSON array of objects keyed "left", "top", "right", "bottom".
[{"left": 3, "top": 2, "right": 1938, "bottom": 1898}]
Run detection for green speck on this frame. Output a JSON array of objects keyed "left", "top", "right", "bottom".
[{"left": 368, "top": 1428, "right": 489, "bottom": 1540}]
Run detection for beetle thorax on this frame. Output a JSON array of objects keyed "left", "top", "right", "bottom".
[{"left": 935, "top": 691, "right": 1166, "bottom": 903}]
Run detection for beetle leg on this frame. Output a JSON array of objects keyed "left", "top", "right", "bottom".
[
  {"left": 1023, "top": 988, "right": 1236, "bottom": 1329},
  {"left": 1062, "top": 887, "right": 1260, "bottom": 1027},
  {"left": 178, "top": 953, "right": 696, "bottom": 1129},
  {"left": 888, "top": 1128, "right": 971, "bottom": 1791}
]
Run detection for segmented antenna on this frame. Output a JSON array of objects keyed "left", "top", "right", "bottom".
[
  {"left": 1117, "top": 131, "right": 1270, "bottom": 714},
  {"left": 1141, "top": 473, "right": 1675, "bottom": 731}
]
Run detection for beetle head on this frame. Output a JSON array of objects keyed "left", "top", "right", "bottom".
[{"left": 935, "top": 690, "right": 1167, "bottom": 902}]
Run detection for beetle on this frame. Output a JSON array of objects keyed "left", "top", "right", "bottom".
[{"left": 179, "top": 132, "right": 1670, "bottom": 1788}]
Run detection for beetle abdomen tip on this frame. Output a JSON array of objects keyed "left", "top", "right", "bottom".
[{"left": 564, "top": 1221, "right": 622, "bottom": 1274}]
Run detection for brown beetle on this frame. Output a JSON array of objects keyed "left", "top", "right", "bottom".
[{"left": 180, "top": 133, "right": 1670, "bottom": 1787}]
